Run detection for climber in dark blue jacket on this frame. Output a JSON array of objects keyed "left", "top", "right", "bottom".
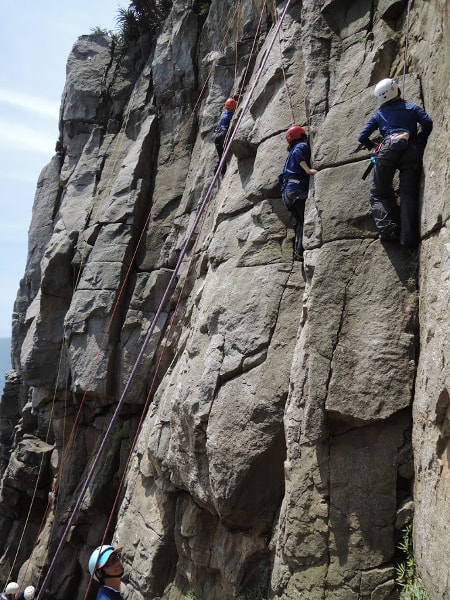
[
  {"left": 213, "top": 97, "right": 237, "bottom": 175},
  {"left": 358, "top": 78, "right": 433, "bottom": 247},
  {"left": 279, "top": 125, "right": 318, "bottom": 260}
]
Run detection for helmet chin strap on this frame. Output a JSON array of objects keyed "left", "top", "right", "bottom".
[
  {"left": 106, "top": 567, "right": 124, "bottom": 579},
  {"left": 99, "top": 566, "right": 124, "bottom": 581}
]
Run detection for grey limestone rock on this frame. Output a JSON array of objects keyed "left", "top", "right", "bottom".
[{"left": 0, "top": 0, "right": 448, "bottom": 599}]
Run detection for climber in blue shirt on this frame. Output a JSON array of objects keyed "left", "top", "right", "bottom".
[
  {"left": 279, "top": 125, "right": 318, "bottom": 260},
  {"left": 213, "top": 97, "right": 237, "bottom": 175},
  {"left": 358, "top": 78, "right": 433, "bottom": 247}
]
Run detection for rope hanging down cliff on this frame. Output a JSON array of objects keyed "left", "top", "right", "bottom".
[
  {"left": 401, "top": 0, "right": 414, "bottom": 96},
  {"left": 86, "top": 5, "right": 279, "bottom": 596},
  {"left": 3, "top": 77, "right": 147, "bottom": 594},
  {"left": 83, "top": 180, "right": 213, "bottom": 600},
  {"left": 273, "top": 0, "right": 296, "bottom": 124},
  {"left": 9, "top": 2, "right": 252, "bottom": 589},
  {"left": 35, "top": 1, "right": 294, "bottom": 597}
]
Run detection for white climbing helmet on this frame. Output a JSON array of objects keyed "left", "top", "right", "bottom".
[
  {"left": 89, "top": 545, "right": 114, "bottom": 581},
  {"left": 24, "top": 586, "right": 36, "bottom": 599},
  {"left": 5, "top": 581, "right": 19, "bottom": 594},
  {"left": 374, "top": 78, "right": 400, "bottom": 106}
]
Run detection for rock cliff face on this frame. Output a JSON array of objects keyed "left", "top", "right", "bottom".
[{"left": 0, "top": 0, "right": 449, "bottom": 598}]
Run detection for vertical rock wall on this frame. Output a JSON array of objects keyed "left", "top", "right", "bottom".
[
  {"left": 0, "top": 0, "right": 448, "bottom": 599},
  {"left": 409, "top": 1, "right": 450, "bottom": 599}
]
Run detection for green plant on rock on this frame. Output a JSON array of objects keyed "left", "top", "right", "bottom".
[
  {"left": 399, "top": 584, "right": 429, "bottom": 600},
  {"left": 395, "top": 522, "right": 429, "bottom": 599},
  {"left": 236, "top": 586, "right": 266, "bottom": 600},
  {"left": 115, "top": 0, "right": 173, "bottom": 42},
  {"left": 184, "top": 584, "right": 267, "bottom": 599},
  {"left": 391, "top": 30, "right": 403, "bottom": 42},
  {"left": 116, "top": 7, "right": 141, "bottom": 40},
  {"left": 320, "top": 61, "right": 330, "bottom": 75},
  {"left": 198, "top": 2, "right": 211, "bottom": 17},
  {"left": 90, "top": 26, "right": 112, "bottom": 35},
  {"left": 111, "top": 425, "right": 125, "bottom": 442}
]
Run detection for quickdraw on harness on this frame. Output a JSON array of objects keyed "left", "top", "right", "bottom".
[{"left": 362, "top": 142, "right": 382, "bottom": 180}]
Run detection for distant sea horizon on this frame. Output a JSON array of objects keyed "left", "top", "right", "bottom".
[{"left": 0, "top": 338, "right": 12, "bottom": 396}]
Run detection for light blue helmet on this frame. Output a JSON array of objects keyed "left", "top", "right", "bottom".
[{"left": 88, "top": 545, "right": 115, "bottom": 581}]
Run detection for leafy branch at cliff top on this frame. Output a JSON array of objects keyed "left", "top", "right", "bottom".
[{"left": 116, "top": 0, "right": 173, "bottom": 41}]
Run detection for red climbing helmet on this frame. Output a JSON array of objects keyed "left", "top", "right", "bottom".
[
  {"left": 224, "top": 98, "right": 237, "bottom": 111},
  {"left": 286, "top": 125, "right": 306, "bottom": 143}
]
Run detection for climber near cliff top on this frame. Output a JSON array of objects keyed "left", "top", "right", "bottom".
[
  {"left": 358, "top": 77, "right": 433, "bottom": 247},
  {"left": 279, "top": 125, "right": 318, "bottom": 261},
  {"left": 213, "top": 97, "right": 237, "bottom": 175},
  {"left": 88, "top": 545, "right": 125, "bottom": 599}
]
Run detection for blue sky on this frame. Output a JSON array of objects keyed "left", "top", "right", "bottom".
[{"left": 0, "top": 3, "right": 120, "bottom": 338}]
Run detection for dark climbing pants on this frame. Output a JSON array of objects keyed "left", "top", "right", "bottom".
[
  {"left": 214, "top": 135, "right": 226, "bottom": 175},
  {"left": 370, "top": 139, "right": 423, "bottom": 247},
  {"left": 282, "top": 186, "right": 308, "bottom": 256}
]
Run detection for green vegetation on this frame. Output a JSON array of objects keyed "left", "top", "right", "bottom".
[
  {"left": 395, "top": 522, "right": 429, "bottom": 599},
  {"left": 198, "top": 2, "right": 211, "bottom": 17},
  {"left": 111, "top": 425, "right": 125, "bottom": 442},
  {"left": 391, "top": 30, "right": 403, "bottom": 42},
  {"left": 237, "top": 586, "right": 266, "bottom": 600},
  {"left": 184, "top": 586, "right": 266, "bottom": 600},
  {"left": 89, "top": 1, "right": 173, "bottom": 44},
  {"left": 90, "top": 26, "right": 113, "bottom": 35},
  {"left": 185, "top": 0, "right": 212, "bottom": 16},
  {"left": 320, "top": 61, "right": 330, "bottom": 75},
  {"left": 116, "top": 0, "right": 173, "bottom": 41}
]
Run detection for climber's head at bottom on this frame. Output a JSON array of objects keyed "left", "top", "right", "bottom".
[{"left": 88, "top": 545, "right": 124, "bottom": 585}]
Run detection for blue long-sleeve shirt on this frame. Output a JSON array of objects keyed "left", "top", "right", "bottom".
[
  {"left": 358, "top": 98, "right": 433, "bottom": 150},
  {"left": 216, "top": 109, "right": 234, "bottom": 132},
  {"left": 96, "top": 586, "right": 123, "bottom": 599},
  {"left": 283, "top": 142, "right": 311, "bottom": 179}
]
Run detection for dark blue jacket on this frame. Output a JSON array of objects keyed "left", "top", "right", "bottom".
[
  {"left": 279, "top": 141, "right": 312, "bottom": 196},
  {"left": 96, "top": 585, "right": 124, "bottom": 599},
  {"left": 358, "top": 98, "right": 433, "bottom": 150},
  {"left": 283, "top": 142, "right": 311, "bottom": 178},
  {"left": 216, "top": 109, "right": 234, "bottom": 132}
]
